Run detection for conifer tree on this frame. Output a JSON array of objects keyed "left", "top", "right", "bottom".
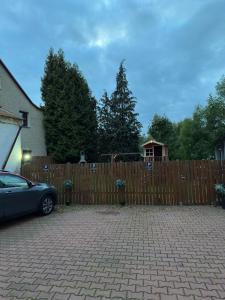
[
  {"left": 41, "top": 49, "right": 97, "bottom": 162},
  {"left": 98, "top": 91, "right": 113, "bottom": 155},
  {"left": 110, "top": 61, "right": 141, "bottom": 153},
  {"left": 41, "top": 49, "right": 68, "bottom": 161}
]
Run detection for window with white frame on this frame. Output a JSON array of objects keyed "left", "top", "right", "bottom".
[{"left": 145, "top": 148, "right": 153, "bottom": 156}]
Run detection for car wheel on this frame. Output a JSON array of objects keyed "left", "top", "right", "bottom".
[{"left": 40, "top": 195, "right": 54, "bottom": 215}]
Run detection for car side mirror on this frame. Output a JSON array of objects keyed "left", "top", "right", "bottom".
[{"left": 27, "top": 180, "right": 34, "bottom": 188}]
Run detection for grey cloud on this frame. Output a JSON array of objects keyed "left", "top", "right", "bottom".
[{"left": 1, "top": 0, "right": 225, "bottom": 132}]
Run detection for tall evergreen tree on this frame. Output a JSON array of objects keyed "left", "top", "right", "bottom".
[
  {"left": 41, "top": 49, "right": 97, "bottom": 162},
  {"left": 41, "top": 49, "right": 68, "bottom": 161},
  {"left": 110, "top": 61, "right": 141, "bottom": 153},
  {"left": 65, "top": 64, "right": 98, "bottom": 162},
  {"left": 98, "top": 91, "right": 113, "bottom": 155}
]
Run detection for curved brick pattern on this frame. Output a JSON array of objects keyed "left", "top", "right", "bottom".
[{"left": 0, "top": 205, "right": 225, "bottom": 299}]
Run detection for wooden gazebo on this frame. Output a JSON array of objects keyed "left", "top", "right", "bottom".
[{"left": 142, "top": 139, "right": 168, "bottom": 162}]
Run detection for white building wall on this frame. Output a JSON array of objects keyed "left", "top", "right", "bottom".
[
  {"left": 0, "top": 122, "right": 22, "bottom": 172},
  {"left": 0, "top": 63, "right": 46, "bottom": 156}
]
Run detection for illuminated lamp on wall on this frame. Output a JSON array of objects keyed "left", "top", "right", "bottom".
[{"left": 22, "top": 149, "right": 32, "bottom": 163}]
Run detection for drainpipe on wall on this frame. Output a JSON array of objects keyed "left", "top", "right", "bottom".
[{"left": 1, "top": 125, "right": 23, "bottom": 170}]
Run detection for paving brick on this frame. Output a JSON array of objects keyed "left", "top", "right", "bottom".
[
  {"left": 143, "top": 293, "right": 160, "bottom": 300},
  {"left": 194, "top": 297, "right": 212, "bottom": 300},
  {"left": 190, "top": 283, "right": 206, "bottom": 289},
  {"left": 23, "top": 283, "right": 38, "bottom": 291},
  {"left": 184, "top": 288, "right": 201, "bottom": 296},
  {"left": 127, "top": 291, "right": 143, "bottom": 299},
  {"left": 38, "top": 291, "right": 55, "bottom": 299},
  {"left": 201, "top": 289, "right": 219, "bottom": 297},
  {"left": 80, "top": 288, "right": 96, "bottom": 296},
  {"left": 174, "top": 282, "right": 190, "bottom": 289},
  {"left": 36, "top": 284, "right": 52, "bottom": 292},
  {"left": 144, "top": 279, "right": 158, "bottom": 287},
  {"left": 161, "top": 294, "right": 177, "bottom": 300},
  {"left": 0, "top": 282, "right": 9, "bottom": 289},
  {"left": 159, "top": 280, "right": 174, "bottom": 288},
  {"left": 95, "top": 289, "right": 111, "bottom": 297},
  {"left": 64, "top": 287, "right": 81, "bottom": 294},
  {"left": 136, "top": 285, "right": 152, "bottom": 293},
  {"left": 6, "top": 282, "right": 24, "bottom": 290},
  {"left": 76, "top": 281, "right": 91, "bottom": 289},
  {"left": 52, "top": 292, "right": 70, "bottom": 300},
  {"left": 168, "top": 288, "right": 184, "bottom": 295},
  {"left": 166, "top": 276, "right": 181, "bottom": 282},
  {"left": 6, "top": 289, "right": 25, "bottom": 298},
  {"left": 50, "top": 286, "right": 66, "bottom": 293},
  {"left": 177, "top": 296, "right": 194, "bottom": 300},
  {"left": 69, "top": 295, "right": 85, "bottom": 300},
  {"left": 111, "top": 290, "right": 127, "bottom": 298},
  {"left": 7, "top": 277, "right": 23, "bottom": 284},
  {"left": 120, "top": 284, "right": 135, "bottom": 292},
  {"left": 152, "top": 286, "right": 167, "bottom": 294},
  {"left": 105, "top": 283, "right": 120, "bottom": 291},
  {"left": 90, "top": 282, "right": 105, "bottom": 290},
  {"left": 206, "top": 283, "right": 224, "bottom": 290},
  {"left": 22, "top": 290, "right": 40, "bottom": 298}
]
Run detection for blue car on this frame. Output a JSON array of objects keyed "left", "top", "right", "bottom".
[{"left": 0, "top": 171, "right": 57, "bottom": 221}]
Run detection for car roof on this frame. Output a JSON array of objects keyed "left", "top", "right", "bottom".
[{"left": 0, "top": 171, "right": 20, "bottom": 176}]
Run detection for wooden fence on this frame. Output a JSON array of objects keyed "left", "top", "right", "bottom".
[{"left": 21, "top": 160, "right": 225, "bottom": 205}]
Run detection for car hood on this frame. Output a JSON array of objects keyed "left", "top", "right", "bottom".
[{"left": 32, "top": 182, "right": 56, "bottom": 189}]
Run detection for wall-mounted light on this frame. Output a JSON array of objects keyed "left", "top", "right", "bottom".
[{"left": 22, "top": 150, "right": 32, "bottom": 162}]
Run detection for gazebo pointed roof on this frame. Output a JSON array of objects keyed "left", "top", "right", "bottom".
[{"left": 142, "top": 139, "right": 165, "bottom": 147}]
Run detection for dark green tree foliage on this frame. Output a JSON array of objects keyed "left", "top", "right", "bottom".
[
  {"left": 216, "top": 76, "right": 225, "bottom": 98},
  {"left": 148, "top": 114, "right": 178, "bottom": 159},
  {"left": 177, "top": 118, "right": 193, "bottom": 159},
  {"left": 41, "top": 49, "right": 68, "bottom": 161},
  {"left": 138, "top": 134, "right": 148, "bottom": 151},
  {"left": 192, "top": 106, "right": 211, "bottom": 159},
  {"left": 148, "top": 114, "right": 173, "bottom": 142},
  {"left": 98, "top": 91, "right": 113, "bottom": 154},
  {"left": 178, "top": 107, "right": 211, "bottom": 159},
  {"left": 204, "top": 94, "right": 225, "bottom": 147},
  {"left": 98, "top": 62, "right": 141, "bottom": 156},
  {"left": 110, "top": 62, "right": 142, "bottom": 153},
  {"left": 41, "top": 49, "right": 97, "bottom": 162}
]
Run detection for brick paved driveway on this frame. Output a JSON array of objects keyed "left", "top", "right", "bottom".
[{"left": 0, "top": 206, "right": 225, "bottom": 300}]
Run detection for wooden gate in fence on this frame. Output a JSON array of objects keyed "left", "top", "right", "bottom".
[{"left": 21, "top": 160, "right": 225, "bottom": 205}]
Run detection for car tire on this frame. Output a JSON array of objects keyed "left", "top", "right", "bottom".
[{"left": 39, "top": 195, "right": 54, "bottom": 216}]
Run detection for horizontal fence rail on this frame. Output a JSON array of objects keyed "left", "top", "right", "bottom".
[{"left": 21, "top": 160, "right": 225, "bottom": 205}]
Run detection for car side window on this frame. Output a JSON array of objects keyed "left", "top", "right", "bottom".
[
  {"left": 0, "top": 175, "right": 29, "bottom": 188},
  {"left": 0, "top": 179, "right": 6, "bottom": 188}
]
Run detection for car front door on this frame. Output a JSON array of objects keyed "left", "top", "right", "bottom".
[
  {"left": 0, "top": 178, "right": 6, "bottom": 219},
  {"left": 0, "top": 174, "right": 35, "bottom": 218}
]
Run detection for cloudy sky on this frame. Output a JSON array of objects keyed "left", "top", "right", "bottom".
[{"left": 1, "top": 0, "right": 225, "bottom": 133}]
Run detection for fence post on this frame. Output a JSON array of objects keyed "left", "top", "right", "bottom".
[{"left": 65, "top": 163, "right": 72, "bottom": 206}]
